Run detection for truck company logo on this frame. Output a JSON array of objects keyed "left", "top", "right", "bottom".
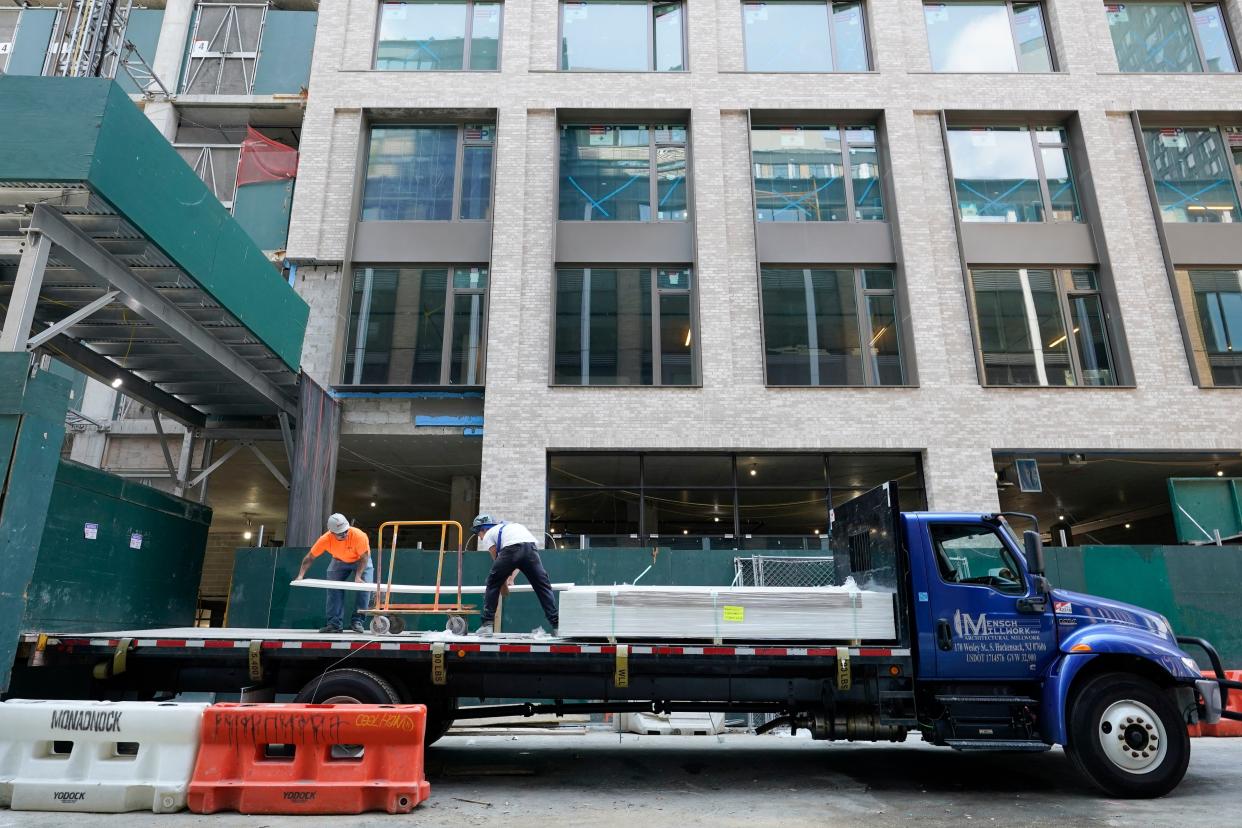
[
  {"left": 49, "top": 709, "right": 123, "bottom": 733},
  {"left": 284, "top": 791, "right": 316, "bottom": 803},
  {"left": 53, "top": 792, "right": 86, "bottom": 803},
  {"left": 1054, "top": 601, "right": 1073, "bottom": 614},
  {"left": 953, "top": 610, "right": 1025, "bottom": 637}
]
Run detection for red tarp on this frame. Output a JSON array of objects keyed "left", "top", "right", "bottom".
[{"left": 236, "top": 127, "right": 298, "bottom": 187}]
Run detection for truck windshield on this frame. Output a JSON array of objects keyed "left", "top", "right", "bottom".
[{"left": 929, "top": 524, "right": 1025, "bottom": 595}]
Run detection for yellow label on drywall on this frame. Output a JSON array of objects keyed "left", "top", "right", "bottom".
[{"left": 722, "top": 605, "right": 745, "bottom": 622}]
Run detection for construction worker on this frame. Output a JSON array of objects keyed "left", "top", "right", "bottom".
[
  {"left": 296, "top": 513, "right": 374, "bottom": 634},
  {"left": 472, "top": 514, "right": 558, "bottom": 636}
]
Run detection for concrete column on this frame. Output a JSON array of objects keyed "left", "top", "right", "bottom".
[
  {"left": 450, "top": 475, "right": 479, "bottom": 536},
  {"left": 143, "top": 0, "right": 196, "bottom": 139},
  {"left": 68, "top": 379, "right": 117, "bottom": 468}
]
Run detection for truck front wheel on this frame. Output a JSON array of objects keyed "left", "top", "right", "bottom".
[{"left": 1065, "top": 672, "right": 1189, "bottom": 798}]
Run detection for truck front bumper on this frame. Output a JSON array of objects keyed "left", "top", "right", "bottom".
[{"left": 1177, "top": 635, "right": 1242, "bottom": 725}]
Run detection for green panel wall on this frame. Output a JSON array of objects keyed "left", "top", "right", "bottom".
[
  {"left": 6, "top": 8, "right": 55, "bottom": 76},
  {"left": 113, "top": 9, "right": 164, "bottom": 95},
  {"left": 22, "top": 461, "right": 212, "bottom": 632},
  {"left": 1168, "top": 478, "right": 1242, "bottom": 543},
  {"left": 0, "top": 357, "right": 71, "bottom": 693},
  {"left": 0, "top": 77, "right": 309, "bottom": 370},
  {"left": 228, "top": 544, "right": 1242, "bottom": 667},
  {"left": 228, "top": 546, "right": 812, "bottom": 633},
  {"left": 253, "top": 10, "right": 317, "bottom": 94},
  {"left": 233, "top": 180, "right": 295, "bottom": 251}
]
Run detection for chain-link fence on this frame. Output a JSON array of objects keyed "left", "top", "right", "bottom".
[
  {"left": 733, "top": 555, "right": 838, "bottom": 731},
  {"left": 733, "top": 555, "right": 837, "bottom": 588}
]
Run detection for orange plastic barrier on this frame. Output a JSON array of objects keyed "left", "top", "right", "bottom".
[
  {"left": 186, "top": 703, "right": 430, "bottom": 814},
  {"left": 1189, "top": 671, "right": 1242, "bottom": 738}
]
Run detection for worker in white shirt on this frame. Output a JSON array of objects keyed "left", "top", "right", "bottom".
[{"left": 471, "top": 514, "right": 558, "bottom": 636}]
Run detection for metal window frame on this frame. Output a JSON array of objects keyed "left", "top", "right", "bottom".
[
  {"left": 1139, "top": 123, "right": 1242, "bottom": 222},
  {"left": 557, "top": 0, "right": 688, "bottom": 72},
  {"left": 749, "top": 122, "right": 885, "bottom": 223},
  {"left": 757, "top": 265, "right": 898, "bottom": 387},
  {"left": 558, "top": 122, "right": 690, "bottom": 223},
  {"left": 550, "top": 264, "right": 699, "bottom": 386},
  {"left": 947, "top": 122, "right": 1081, "bottom": 224},
  {"left": 923, "top": 0, "right": 1056, "bottom": 73},
  {"left": 373, "top": 0, "right": 505, "bottom": 71},
  {"left": 741, "top": 0, "right": 873, "bottom": 73},
  {"left": 346, "top": 264, "right": 491, "bottom": 386},
  {"left": 180, "top": 2, "right": 269, "bottom": 95},
  {"left": 1110, "top": 1, "right": 1242, "bottom": 73},
  {"left": 965, "top": 266, "right": 1111, "bottom": 387},
  {"left": 361, "top": 122, "right": 496, "bottom": 222}
]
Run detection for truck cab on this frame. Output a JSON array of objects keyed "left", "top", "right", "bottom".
[{"left": 831, "top": 483, "right": 1237, "bottom": 798}]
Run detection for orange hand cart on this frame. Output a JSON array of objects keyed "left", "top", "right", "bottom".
[{"left": 362, "top": 520, "right": 482, "bottom": 635}]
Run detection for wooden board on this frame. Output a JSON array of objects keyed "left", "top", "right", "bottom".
[{"left": 290, "top": 578, "right": 576, "bottom": 594}]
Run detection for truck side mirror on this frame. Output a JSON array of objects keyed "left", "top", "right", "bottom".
[{"left": 1023, "top": 530, "right": 1045, "bottom": 577}]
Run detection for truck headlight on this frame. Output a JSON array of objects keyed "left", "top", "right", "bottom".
[{"left": 1182, "top": 656, "right": 1201, "bottom": 674}]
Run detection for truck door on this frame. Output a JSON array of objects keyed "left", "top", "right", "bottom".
[{"left": 917, "top": 519, "right": 1057, "bottom": 680}]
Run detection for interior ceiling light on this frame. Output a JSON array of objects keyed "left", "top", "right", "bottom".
[
  {"left": 370, "top": 501, "right": 377, "bottom": 507},
  {"left": 1217, "top": 467, "right": 1225, "bottom": 477},
  {"left": 1124, "top": 523, "right": 1132, "bottom": 530},
  {"left": 749, "top": 467, "right": 757, "bottom": 477},
  {"left": 110, "top": 377, "right": 123, "bottom": 388}
]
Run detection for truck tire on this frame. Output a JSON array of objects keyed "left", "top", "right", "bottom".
[
  {"left": 294, "top": 667, "right": 402, "bottom": 705},
  {"left": 1065, "top": 671, "right": 1190, "bottom": 798}
]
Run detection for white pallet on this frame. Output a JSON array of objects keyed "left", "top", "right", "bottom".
[
  {"left": 0, "top": 700, "right": 208, "bottom": 813},
  {"left": 558, "top": 586, "right": 896, "bottom": 641}
]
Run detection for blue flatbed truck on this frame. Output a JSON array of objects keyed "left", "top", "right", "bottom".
[{"left": 9, "top": 483, "right": 1239, "bottom": 798}]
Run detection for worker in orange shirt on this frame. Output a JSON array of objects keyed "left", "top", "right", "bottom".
[{"left": 296, "top": 513, "right": 373, "bottom": 634}]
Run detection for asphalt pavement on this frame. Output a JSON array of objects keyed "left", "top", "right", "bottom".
[{"left": 0, "top": 730, "right": 1238, "bottom": 827}]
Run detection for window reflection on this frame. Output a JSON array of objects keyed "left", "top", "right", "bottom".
[
  {"left": 561, "top": 0, "right": 685, "bottom": 71},
  {"left": 743, "top": 1, "right": 869, "bottom": 72},
  {"left": 376, "top": 1, "right": 501, "bottom": 71},
  {"left": 948, "top": 126, "right": 1079, "bottom": 223},
  {"left": 924, "top": 1, "right": 1052, "bottom": 73},
  {"left": 1143, "top": 127, "right": 1242, "bottom": 223}
]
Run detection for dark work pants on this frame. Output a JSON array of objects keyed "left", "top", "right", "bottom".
[{"left": 481, "top": 542, "right": 559, "bottom": 627}]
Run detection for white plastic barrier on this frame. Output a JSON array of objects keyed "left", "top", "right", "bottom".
[
  {"left": 621, "top": 711, "right": 726, "bottom": 735},
  {"left": 0, "top": 700, "right": 208, "bottom": 813}
]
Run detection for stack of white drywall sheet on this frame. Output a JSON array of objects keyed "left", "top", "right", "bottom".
[{"left": 557, "top": 585, "right": 895, "bottom": 641}]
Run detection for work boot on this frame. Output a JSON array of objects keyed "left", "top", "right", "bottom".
[
  {"left": 475, "top": 623, "right": 494, "bottom": 637},
  {"left": 350, "top": 620, "right": 366, "bottom": 634},
  {"left": 319, "top": 624, "right": 342, "bottom": 634}
]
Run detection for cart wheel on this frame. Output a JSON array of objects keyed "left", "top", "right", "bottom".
[
  {"left": 446, "top": 615, "right": 468, "bottom": 636},
  {"left": 369, "top": 614, "right": 391, "bottom": 635},
  {"left": 389, "top": 615, "right": 406, "bottom": 634}
]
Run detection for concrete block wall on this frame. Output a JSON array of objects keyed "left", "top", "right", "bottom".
[{"left": 286, "top": 0, "right": 1242, "bottom": 532}]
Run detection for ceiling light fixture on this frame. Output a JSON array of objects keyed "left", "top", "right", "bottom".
[
  {"left": 370, "top": 501, "right": 377, "bottom": 507},
  {"left": 1124, "top": 523, "right": 1132, "bottom": 530},
  {"left": 110, "top": 377, "right": 123, "bottom": 388}
]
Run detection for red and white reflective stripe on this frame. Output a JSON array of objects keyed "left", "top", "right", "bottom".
[{"left": 42, "top": 636, "right": 906, "bottom": 659}]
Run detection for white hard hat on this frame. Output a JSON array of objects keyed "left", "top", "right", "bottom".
[{"left": 326, "top": 513, "right": 349, "bottom": 534}]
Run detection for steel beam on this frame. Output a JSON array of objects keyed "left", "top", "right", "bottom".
[
  {"left": 0, "top": 231, "right": 52, "bottom": 351},
  {"left": 25, "top": 290, "right": 121, "bottom": 350},
  {"left": 175, "top": 429, "right": 195, "bottom": 498},
  {"left": 39, "top": 334, "right": 205, "bottom": 427},
  {"left": 246, "top": 441, "right": 289, "bottom": 490},
  {"left": 278, "top": 411, "right": 295, "bottom": 469},
  {"left": 28, "top": 206, "right": 296, "bottom": 415},
  {"left": 150, "top": 410, "right": 182, "bottom": 487},
  {"left": 186, "top": 442, "right": 244, "bottom": 489}
]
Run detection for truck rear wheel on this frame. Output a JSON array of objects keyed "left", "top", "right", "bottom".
[
  {"left": 294, "top": 667, "right": 402, "bottom": 705},
  {"left": 1066, "top": 672, "right": 1189, "bottom": 798}
]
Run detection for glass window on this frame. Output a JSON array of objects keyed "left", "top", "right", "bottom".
[
  {"left": 1106, "top": 2, "right": 1237, "bottom": 73},
  {"left": 361, "top": 124, "right": 495, "bottom": 221},
  {"left": 1142, "top": 126, "right": 1242, "bottom": 223},
  {"left": 561, "top": 0, "right": 685, "bottom": 71},
  {"left": 930, "top": 524, "right": 1024, "bottom": 594},
  {"left": 924, "top": 1, "right": 1053, "bottom": 72},
  {"left": 376, "top": 1, "right": 501, "bottom": 71},
  {"left": 547, "top": 451, "right": 926, "bottom": 549},
  {"left": 751, "top": 125, "right": 885, "bottom": 222},
  {"left": 760, "top": 267, "right": 905, "bottom": 386},
  {"left": 344, "top": 266, "right": 488, "bottom": 385},
  {"left": 559, "top": 124, "right": 688, "bottom": 221},
  {"left": 1176, "top": 269, "right": 1242, "bottom": 386},
  {"left": 947, "top": 125, "right": 1080, "bottom": 223},
  {"left": 743, "top": 1, "right": 870, "bottom": 72},
  {"left": 554, "top": 266, "right": 696, "bottom": 385},
  {"left": 970, "top": 268, "right": 1116, "bottom": 387}
]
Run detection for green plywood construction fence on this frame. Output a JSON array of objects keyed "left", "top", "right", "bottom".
[
  {"left": 22, "top": 461, "right": 213, "bottom": 633},
  {"left": 1168, "top": 478, "right": 1242, "bottom": 544},
  {"left": 229, "top": 544, "right": 1242, "bottom": 665},
  {"left": 0, "top": 77, "right": 308, "bottom": 369}
]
